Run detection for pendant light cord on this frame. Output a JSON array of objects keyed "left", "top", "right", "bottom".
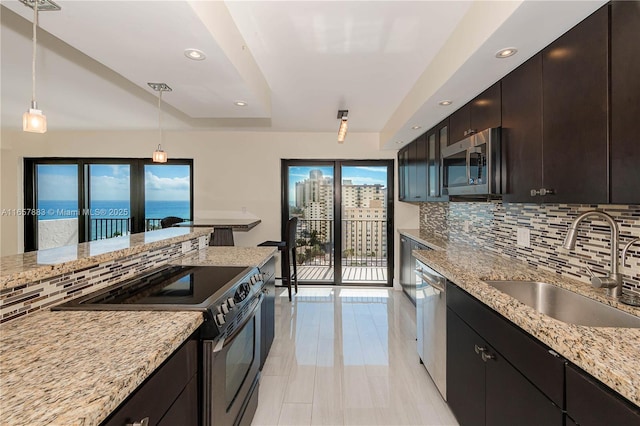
[
  {"left": 31, "top": 2, "right": 38, "bottom": 106},
  {"left": 158, "top": 90, "right": 163, "bottom": 147}
]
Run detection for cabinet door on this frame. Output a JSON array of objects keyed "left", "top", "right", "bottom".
[
  {"left": 426, "top": 119, "right": 449, "bottom": 201},
  {"left": 611, "top": 0, "right": 640, "bottom": 204},
  {"left": 447, "top": 309, "right": 486, "bottom": 426},
  {"left": 449, "top": 103, "right": 471, "bottom": 145},
  {"left": 260, "top": 257, "right": 276, "bottom": 369},
  {"left": 501, "top": 53, "right": 543, "bottom": 203},
  {"left": 542, "top": 5, "right": 609, "bottom": 203},
  {"left": 414, "top": 134, "right": 428, "bottom": 201},
  {"left": 471, "top": 82, "right": 501, "bottom": 133},
  {"left": 398, "top": 147, "right": 409, "bottom": 201},
  {"left": 566, "top": 364, "right": 640, "bottom": 426},
  {"left": 399, "top": 237, "right": 412, "bottom": 301},
  {"left": 485, "top": 349, "right": 563, "bottom": 426}
]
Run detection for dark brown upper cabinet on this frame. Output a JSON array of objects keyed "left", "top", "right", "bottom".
[
  {"left": 398, "top": 135, "right": 428, "bottom": 202},
  {"left": 449, "top": 82, "right": 502, "bottom": 145},
  {"left": 540, "top": 5, "right": 609, "bottom": 204},
  {"left": 426, "top": 119, "right": 449, "bottom": 202},
  {"left": 610, "top": 1, "right": 640, "bottom": 204},
  {"left": 502, "top": 54, "right": 544, "bottom": 203}
]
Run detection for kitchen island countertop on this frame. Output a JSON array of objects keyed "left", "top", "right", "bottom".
[
  {"left": 172, "top": 246, "right": 277, "bottom": 268},
  {"left": 399, "top": 229, "right": 640, "bottom": 408},
  {"left": 0, "top": 245, "right": 277, "bottom": 425}
]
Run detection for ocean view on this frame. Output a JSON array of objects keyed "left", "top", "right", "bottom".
[{"left": 37, "top": 200, "right": 191, "bottom": 221}]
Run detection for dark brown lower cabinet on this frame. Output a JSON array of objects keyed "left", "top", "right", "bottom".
[
  {"left": 102, "top": 337, "right": 199, "bottom": 426},
  {"left": 447, "top": 309, "right": 562, "bottom": 426},
  {"left": 566, "top": 364, "right": 640, "bottom": 426},
  {"left": 260, "top": 256, "right": 276, "bottom": 369},
  {"left": 447, "top": 282, "right": 564, "bottom": 426}
]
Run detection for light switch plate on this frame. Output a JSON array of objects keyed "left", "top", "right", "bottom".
[
  {"left": 516, "top": 227, "right": 531, "bottom": 248},
  {"left": 182, "top": 241, "right": 190, "bottom": 254},
  {"left": 463, "top": 220, "right": 471, "bottom": 233}
]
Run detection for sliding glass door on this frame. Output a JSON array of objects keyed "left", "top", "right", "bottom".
[
  {"left": 283, "top": 160, "right": 393, "bottom": 286},
  {"left": 286, "top": 163, "right": 335, "bottom": 283}
]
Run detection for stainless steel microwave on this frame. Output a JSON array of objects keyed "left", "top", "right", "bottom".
[{"left": 441, "top": 128, "right": 502, "bottom": 196}]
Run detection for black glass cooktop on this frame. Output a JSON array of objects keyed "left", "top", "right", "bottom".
[{"left": 54, "top": 265, "right": 251, "bottom": 309}]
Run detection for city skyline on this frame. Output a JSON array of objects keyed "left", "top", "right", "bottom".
[{"left": 288, "top": 166, "right": 387, "bottom": 205}]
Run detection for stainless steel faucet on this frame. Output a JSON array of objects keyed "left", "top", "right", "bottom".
[
  {"left": 622, "top": 238, "right": 640, "bottom": 268},
  {"left": 562, "top": 211, "right": 622, "bottom": 298}
]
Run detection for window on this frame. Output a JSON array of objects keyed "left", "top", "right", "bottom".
[{"left": 24, "top": 158, "right": 193, "bottom": 251}]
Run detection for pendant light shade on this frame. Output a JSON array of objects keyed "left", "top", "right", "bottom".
[
  {"left": 23, "top": 104, "right": 46, "bottom": 133},
  {"left": 152, "top": 144, "right": 168, "bottom": 163},
  {"left": 148, "top": 82, "right": 172, "bottom": 163},
  {"left": 21, "top": 0, "right": 60, "bottom": 133}
]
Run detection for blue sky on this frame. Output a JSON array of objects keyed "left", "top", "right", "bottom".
[
  {"left": 37, "top": 164, "right": 190, "bottom": 201},
  {"left": 288, "top": 165, "right": 387, "bottom": 204}
]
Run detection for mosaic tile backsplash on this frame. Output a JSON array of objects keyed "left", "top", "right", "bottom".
[
  {"left": 0, "top": 235, "right": 207, "bottom": 323},
  {"left": 419, "top": 202, "right": 640, "bottom": 293}
]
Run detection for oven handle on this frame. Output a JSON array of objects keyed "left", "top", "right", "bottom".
[{"left": 213, "top": 292, "right": 264, "bottom": 353}]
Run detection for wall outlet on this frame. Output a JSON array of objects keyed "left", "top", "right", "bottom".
[
  {"left": 199, "top": 236, "right": 206, "bottom": 250},
  {"left": 516, "top": 227, "right": 531, "bottom": 248},
  {"left": 182, "top": 241, "right": 191, "bottom": 254},
  {"left": 463, "top": 220, "right": 471, "bottom": 233}
]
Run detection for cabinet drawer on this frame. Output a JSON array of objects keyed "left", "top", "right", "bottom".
[
  {"left": 102, "top": 338, "right": 199, "bottom": 426},
  {"left": 447, "top": 283, "right": 564, "bottom": 407},
  {"left": 566, "top": 364, "right": 640, "bottom": 426}
]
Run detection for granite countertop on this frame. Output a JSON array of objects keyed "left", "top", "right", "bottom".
[
  {"left": 0, "top": 227, "right": 212, "bottom": 291},
  {"left": 172, "top": 246, "right": 277, "bottom": 268},
  {"left": 0, "top": 310, "right": 203, "bottom": 426},
  {"left": 399, "top": 229, "right": 640, "bottom": 408}
]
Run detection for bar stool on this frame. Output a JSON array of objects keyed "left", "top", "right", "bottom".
[{"left": 258, "top": 217, "right": 298, "bottom": 301}]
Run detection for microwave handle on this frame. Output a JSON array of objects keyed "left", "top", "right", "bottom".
[{"left": 466, "top": 148, "right": 471, "bottom": 184}]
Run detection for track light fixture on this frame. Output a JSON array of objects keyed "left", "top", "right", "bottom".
[
  {"left": 21, "top": 0, "right": 61, "bottom": 133},
  {"left": 337, "top": 110, "right": 348, "bottom": 143},
  {"left": 148, "top": 82, "right": 172, "bottom": 163}
]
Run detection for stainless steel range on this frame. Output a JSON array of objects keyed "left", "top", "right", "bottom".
[{"left": 54, "top": 264, "right": 266, "bottom": 426}]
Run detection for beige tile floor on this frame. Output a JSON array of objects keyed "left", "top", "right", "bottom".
[{"left": 252, "top": 287, "right": 458, "bottom": 426}]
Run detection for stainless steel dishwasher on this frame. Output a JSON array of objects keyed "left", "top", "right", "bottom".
[{"left": 416, "top": 259, "right": 447, "bottom": 400}]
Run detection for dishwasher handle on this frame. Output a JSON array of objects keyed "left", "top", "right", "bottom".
[{"left": 416, "top": 262, "right": 446, "bottom": 293}]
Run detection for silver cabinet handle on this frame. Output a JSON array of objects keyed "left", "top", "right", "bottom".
[
  {"left": 127, "top": 418, "right": 149, "bottom": 426},
  {"left": 531, "top": 188, "right": 555, "bottom": 196},
  {"left": 481, "top": 352, "right": 496, "bottom": 362},
  {"left": 474, "top": 344, "right": 486, "bottom": 354}
]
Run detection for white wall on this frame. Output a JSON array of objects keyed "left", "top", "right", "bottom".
[{"left": 0, "top": 129, "right": 419, "bottom": 286}]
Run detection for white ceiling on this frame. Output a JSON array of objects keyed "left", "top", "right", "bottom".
[{"left": 0, "top": 0, "right": 607, "bottom": 149}]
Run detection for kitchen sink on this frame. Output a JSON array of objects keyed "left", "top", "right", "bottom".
[{"left": 483, "top": 280, "right": 640, "bottom": 328}]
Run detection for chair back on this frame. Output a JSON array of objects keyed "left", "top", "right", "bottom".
[
  {"left": 160, "top": 216, "right": 184, "bottom": 228},
  {"left": 284, "top": 217, "right": 298, "bottom": 249}
]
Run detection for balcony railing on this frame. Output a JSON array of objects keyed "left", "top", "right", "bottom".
[
  {"left": 91, "top": 218, "right": 131, "bottom": 240},
  {"left": 89, "top": 217, "right": 180, "bottom": 240},
  {"left": 295, "top": 218, "right": 387, "bottom": 268}
]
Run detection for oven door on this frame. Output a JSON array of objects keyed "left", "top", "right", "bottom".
[{"left": 203, "top": 293, "right": 263, "bottom": 426}]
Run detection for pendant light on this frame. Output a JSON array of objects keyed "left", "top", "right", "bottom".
[
  {"left": 21, "top": 0, "right": 61, "bottom": 133},
  {"left": 148, "top": 83, "right": 172, "bottom": 163}
]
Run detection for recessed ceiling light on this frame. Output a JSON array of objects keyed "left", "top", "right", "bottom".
[
  {"left": 411, "top": 125, "right": 422, "bottom": 130},
  {"left": 184, "top": 49, "right": 206, "bottom": 61},
  {"left": 496, "top": 48, "right": 517, "bottom": 58},
  {"left": 395, "top": 140, "right": 404, "bottom": 144},
  {"left": 234, "top": 101, "right": 248, "bottom": 107},
  {"left": 438, "top": 100, "right": 452, "bottom": 106}
]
